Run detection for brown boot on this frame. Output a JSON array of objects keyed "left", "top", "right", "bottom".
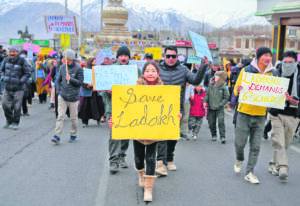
[
  {"left": 144, "top": 175, "right": 157, "bottom": 202},
  {"left": 155, "top": 160, "right": 167, "bottom": 176},
  {"left": 137, "top": 169, "right": 145, "bottom": 187},
  {"left": 167, "top": 162, "right": 177, "bottom": 171}
]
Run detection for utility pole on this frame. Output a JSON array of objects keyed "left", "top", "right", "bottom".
[
  {"left": 65, "top": 0, "right": 68, "bottom": 15},
  {"left": 78, "top": 0, "right": 83, "bottom": 51},
  {"left": 100, "top": 0, "right": 103, "bottom": 31}
]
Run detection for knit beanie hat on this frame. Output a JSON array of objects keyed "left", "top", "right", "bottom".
[
  {"left": 116, "top": 46, "right": 131, "bottom": 59},
  {"left": 215, "top": 71, "right": 227, "bottom": 87},
  {"left": 63, "top": 49, "right": 76, "bottom": 60},
  {"left": 212, "top": 59, "right": 220, "bottom": 66},
  {"left": 256, "top": 47, "right": 272, "bottom": 60},
  {"left": 9, "top": 45, "right": 19, "bottom": 52}
]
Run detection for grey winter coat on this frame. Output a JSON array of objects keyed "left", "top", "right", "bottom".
[
  {"left": 57, "top": 61, "right": 83, "bottom": 102},
  {"left": 159, "top": 61, "right": 207, "bottom": 113},
  {"left": 0, "top": 55, "right": 31, "bottom": 91}
]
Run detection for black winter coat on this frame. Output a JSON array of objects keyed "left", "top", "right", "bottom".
[
  {"left": 57, "top": 61, "right": 83, "bottom": 102},
  {"left": 159, "top": 61, "right": 207, "bottom": 113},
  {"left": 0, "top": 55, "right": 31, "bottom": 91}
]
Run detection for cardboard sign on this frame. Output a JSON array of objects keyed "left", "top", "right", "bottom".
[
  {"left": 144, "top": 47, "right": 162, "bottom": 60},
  {"left": 23, "top": 43, "right": 40, "bottom": 54},
  {"left": 40, "top": 47, "right": 53, "bottom": 55},
  {"left": 92, "top": 65, "right": 138, "bottom": 91},
  {"left": 239, "top": 72, "right": 290, "bottom": 110},
  {"left": 27, "top": 46, "right": 34, "bottom": 61},
  {"left": 112, "top": 85, "right": 181, "bottom": 140},
  {"left": 45, "top": 15, "right": 78, "bottom": 35},
  {"left": 189, "top": 31, "right": 212, "bottom": 61},
  {"left": 95, "top": 49, "right": 113, "bottom": 65},
  {"left": 83, "top": 68, "right": 93, "bottom": 84},
  {"left": 80, "top": 45, "right": 85, "bottom": 57},
  {"left": 61, "top": 34, "right": 70, "bottom": 49},
  {"left": 187, "top": 55, "right": 202, "bottom": 64}
]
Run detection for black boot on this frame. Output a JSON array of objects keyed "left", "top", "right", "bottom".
[{"left": 38, "top": 94, "right": 43, "bottom": 104}]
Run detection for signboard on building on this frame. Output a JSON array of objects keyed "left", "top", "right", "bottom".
[
  {"left": 33, "top": 40, "right": 50, "bottom": 47},
  {"left": 281, "top": 17, "right": 300, "bottom": 26},
  {"left": 10, "top": 39, "right": 27, "bottom": 45}
]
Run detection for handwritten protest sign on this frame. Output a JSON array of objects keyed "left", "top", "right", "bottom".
[
  {"left": 144, "top": 47, "right": 162, "bottom": 60},
  {"left": 92, "top": 65, "right": 138, "bottom": 90},
  {"left": 239, "top": 72, "right": 290, "bottom": 110},
  {"left": 112, "top": 85, "right": 181, "bottom": 140},
  {"left": 44, "top": 15, "right": 78, "bottom": 34},
  {"left": 95, "top": 49, "right": 113, "bottom": 65},
  {"left": 83, "top": 68, "right": 93, "bottom": 84},
  {"left": 23, "top": 43, "right": 40, "bottom": 54},
  {"left": 189, "top": 31, "right": 212, "bottom": 61},
  {"left": 187, "top": 55, "right": 202, "bottom": 64},
  {"left": 130, "top": 60, "right": 147, "bottom": 70},
  {"left": 61, "top": 34, "right": 70, "bottom": 49},
  {"left": 100, "top": 49, "right": 112, "bottom": 56}
]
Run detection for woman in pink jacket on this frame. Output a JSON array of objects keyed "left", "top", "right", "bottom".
[{"left": 189, "top": 84, "right": 206, "bottom": 140}]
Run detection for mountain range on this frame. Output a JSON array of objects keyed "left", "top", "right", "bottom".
[{"left": 0, "top": 0, "right": 270, "bottom": 45}]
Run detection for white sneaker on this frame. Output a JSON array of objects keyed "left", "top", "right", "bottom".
[
  {"left": 193, "top": 134, "right": 197, "bottom": 140},
  {"left": 244, "top": 172, "right": 260, "bottom": 184},
  {"left": 268, "top": 164, "right": 279, "bottom": 176},
  {"left": 234, "top": 160, "right": 242, "bottom": 173}
]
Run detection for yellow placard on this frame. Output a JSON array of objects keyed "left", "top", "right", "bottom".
[
  {"left": 80, "top": 45, "right": 85, "bottom": 57},
  {"left": 40, "top": 47, "right": 53, "bottom": 55},
  {"left": 61, "top": 34, "right": 70, "bottom": 49},
  {"left": 144, "top": 47, "right": 162, "bottom": 60},
  {"left": 112, "top": 85, "right": 181, "bottom": 140}
]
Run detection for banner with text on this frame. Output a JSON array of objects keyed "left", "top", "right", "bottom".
[
  {"left": 187, "top": 55, "right": 202, "bottom": 64},
  {"left": 45, "top": 15, "right": 78, "bottom": 35},
  {"left": 239, "top": 72, "right": 290, "bottom": 110},
  {"left": 144, "top": 47, "right": 162, "bottom": 60},
  {"left": 189, "top": 31, "right": 212, "bottom": 61},
  {"left": 112, "top": 85, "right": 181, "bottom": 140},
  {"left": 92, "top": 65, "right": 138, "bottom": 90},
  {"left": 23, "top": 43, "right": 40, "bottom": 54}
]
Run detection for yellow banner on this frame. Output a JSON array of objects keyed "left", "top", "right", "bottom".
[
  {"left": 61, "top": 34, "right": 70, "bottom": 49},
  {"left": 112, "top": 85, "right": 181, "bottom": 140},
  {"left": 80, "top": 45, "right": 85, "bottom": 57},
  {"left": 40, "top": 47, "right": 53, "bottom": 55},
  {"left": 144, "top": 47, "right": 162, "bottom": 60}
]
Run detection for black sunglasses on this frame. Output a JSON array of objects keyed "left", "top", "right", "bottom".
[{"left": 165, "top": 54, "right": 177, "bottom": 59}]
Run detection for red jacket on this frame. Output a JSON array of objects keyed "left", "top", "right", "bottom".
[{"left": 190, "top": 88, "right": 206, "bottom": 117}]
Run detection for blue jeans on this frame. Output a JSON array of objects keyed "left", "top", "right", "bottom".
[{"left": 2, "top": 90, "right": 24, "bottom": 125}]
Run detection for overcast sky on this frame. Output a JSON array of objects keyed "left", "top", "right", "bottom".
[{"left": 20, "top": 0, "right": 259, "bottom": 26}]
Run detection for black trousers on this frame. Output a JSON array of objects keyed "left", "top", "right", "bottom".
[
  {"left": 156, "top": 140, "right": 177, "bottom": 166},
  {"left": 134, "top": 140, "right": 157, "bottom": 175}
]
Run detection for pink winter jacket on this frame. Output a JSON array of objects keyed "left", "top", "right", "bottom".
[{"left": 190, "top": 88, "right": 206, "bottom": 117}]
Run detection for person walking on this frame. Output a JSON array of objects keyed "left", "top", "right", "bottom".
[
  {"left": 268, "top": 51, "right": 300, "bottom": 180},
  {"left": 0, "top": 45, "right": 30, "bottom": 129},
  {"left": 203, "top": 71, "right": 229, "bottom": 143},
  {"left": 180, "top": 83, "right": 194, "bottom": 140},
  {"left": 233, "top": 47, "right": 278, "bottom": 184},
  {"left": 155, "top": 46, "right": 208, "bottom": 176},
  {"left": 78, "top": 57, "right": 104, "bottom": 127},
  {"left": 52, "top": 49, "right": 83, "bottom": 143},
  {"left": 190, "top": 83, "right": 206, "bottom": 140}
]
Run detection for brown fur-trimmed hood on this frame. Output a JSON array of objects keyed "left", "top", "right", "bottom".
[{"left": 136, "top": 77, "right": 164, "bottom": 86}]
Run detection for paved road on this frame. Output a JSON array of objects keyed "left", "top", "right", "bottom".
[{"left": 0, "top": 98, "right": 300, "bottom": 206}]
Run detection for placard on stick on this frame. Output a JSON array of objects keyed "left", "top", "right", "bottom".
[
  {"left": 112, "top": 85, "right": 181, "bottom": 140},
  {"left": 189, "top": 31, "right": 212, "bottom": 61}
]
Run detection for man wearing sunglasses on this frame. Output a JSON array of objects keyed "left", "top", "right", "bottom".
[{"left": 156, "top": 46, "right": 208, "bottom": 176}]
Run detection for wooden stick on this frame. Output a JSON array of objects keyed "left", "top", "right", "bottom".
[
  {"left": 64, "top": 34, "right": 69, "bottom": 84},
  {"left": 191, "top": 63, "right": 194, "bottom": 72}
]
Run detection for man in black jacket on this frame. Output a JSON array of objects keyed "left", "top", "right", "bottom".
[
  {"left": 268, "top": 51, "right": 300, "bottom": 180},
  {"left": 52, "top": 49, "right": 83, "bottom": 144},
  {"left": 0, "top": 45, "right": 31, "bottom": 130},
  {"left": 155, "top": 46, "right": 208, "bottom": 176}
]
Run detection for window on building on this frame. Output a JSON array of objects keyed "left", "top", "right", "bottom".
[
  {"left": 289, "top": 29, "right": 297, "bottom": 36},
  {"left": 290, "top": 41, "right": 295, "bottom": 48},
  {"left": 245, "top": 39, "right": 250, "bottom": 49},
  {"left": 255, "top": 40, "right": 265, "bottom": 50},
  {"left": 236, "top": 39, "right": 241, "bottom": 48}
]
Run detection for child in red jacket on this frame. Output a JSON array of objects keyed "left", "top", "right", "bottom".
[{"left": 189, "top": 84, "right": 206, "bottom": 140}]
